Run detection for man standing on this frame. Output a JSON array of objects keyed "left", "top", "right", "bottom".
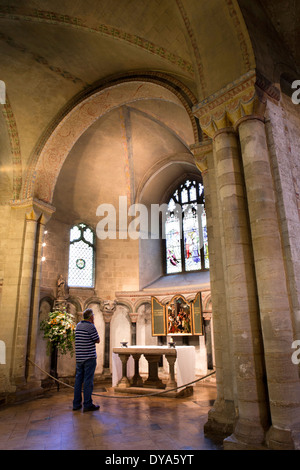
[{"left": 73, "top": 308, "right": 100, "bottom": 412}]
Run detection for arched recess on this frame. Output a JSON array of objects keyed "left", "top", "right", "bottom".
[
  {"left": 137, "top": 154, "right": 203, "bottom": 288},
  {"left": 84, "top": 296, "right": 103, "bottom": 310},
  {"left": 23, "top": 73, "right": 201, "bottom": 204}
]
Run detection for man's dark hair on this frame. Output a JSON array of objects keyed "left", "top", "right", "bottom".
[{"left": 83, "top": 308, "right": 93, "bottom": 320}]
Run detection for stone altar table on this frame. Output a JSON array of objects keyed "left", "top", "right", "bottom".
[{"left": 112, "top": 345, "right": 195, "bottom": 397}]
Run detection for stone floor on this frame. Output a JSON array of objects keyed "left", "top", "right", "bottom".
[{"left": 0, "top": 381, "right": 223, "bottom": 451}]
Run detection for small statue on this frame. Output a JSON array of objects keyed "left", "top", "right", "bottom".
[{"left": 57, "top": 274, "right": 66, "bottom": 300}]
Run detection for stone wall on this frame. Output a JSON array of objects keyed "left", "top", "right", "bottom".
[{"left": 40, "top": 217, "right": 140, "bottom": 300}]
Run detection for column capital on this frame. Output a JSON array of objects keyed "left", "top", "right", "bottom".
[
  {"left": 192, "top": 70, "right": 280, "bottom": 139},
  {"left": 190, "top": 139, "right": 213, "bottom": 174},
  {"left": 100, "top": 299, "right": 117, "bottom": 322},
  {"left": 10, "top": 197, "right": 56, "bottom": 224},
  {"left": 129, "top": 312, "right": 138, "bottom": 323}
]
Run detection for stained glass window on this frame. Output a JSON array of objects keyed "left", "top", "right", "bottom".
[
  {"left": 165, "top": 179, "right": 209, "bottom": 274},
  {"left": 68, "top": 223, "right": 95, "bottom": 287}
]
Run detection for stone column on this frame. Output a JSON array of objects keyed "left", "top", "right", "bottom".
[
  {"left": 0, "top": 198, "right": 55, "bottom": 395},
  {"left": 237, "top": 115, "right": 300, "bottom": 449},
  {"left": 130, "top": 353, "right": 143, "bottom": 387},
  {"left": 129, "top": 312, "right": 138, "bottom": 345},
  {"left": 165, "top": 355, "right": 177, "bottom": 389},
  {"left": 193, "top": 69, "right": 300, "bottom": 449},
  {"left": 116, "top": 353, "right": 130, "bottom": 388},
  {"left": 11, "top": 205, "right": 39, "bottom": 386},
  {"left": 143, "top": 354, "right": 165, "bottom": 389},
  {"left": 213, "top": 127, "right": 269, "bottom": 448},
  {"left": 191, "top": 141, "right": 236, "bottom": 437},
  {"left": 100, "top": 300, "right": 116, "bottom": 375},
  {"left": 26, "top": 211, "right": 53, "bottom": 382}
]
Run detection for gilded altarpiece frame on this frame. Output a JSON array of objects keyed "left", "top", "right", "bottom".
[{"left": 151, "top": 293, "right": 203, "bottom": 336}]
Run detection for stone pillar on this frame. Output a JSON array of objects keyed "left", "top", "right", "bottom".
[
  {"left": 0, "top": 198, "right": 55, "bottom": 395},
  {"left": 26, "top": 211, "right": 53, "bottom": 382},
  {"left": 116, "top": 353, "right": 130, "bottom": 388},
  {"left": 165, "top": 355, "right": 177, "bottom": 389},
  {"left": 193, "top": 69, "right": 300, "bottom": 449},
  {"left": 237, "top": 115, "right": 300, "bottom": 449},
  {"left": 130, "top": 353, "right": 143, "bottom": 386},
  {"left": 143, "top": 354, "right": 165, "bottom": 389},
  {"left": 100, "top": 300, "right": 116, "bottom": 375},
  {"left": 12, "top": 206, "right": 39, "bottom": 385},
  {"left": 213, "top": 127, "right": 269, "bottom": 448},
  {"left": 191, "top": 141, "right": 236, "bottom": 437},
  {"left": 129, "top": 312, "right": 138, "bottom": 345}
]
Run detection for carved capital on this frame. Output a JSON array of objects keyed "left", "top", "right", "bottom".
[
  {"left": 129, "top": 312, "right": 138, "bottom": 323},
  {"left": 190, "top": 140, "right": 213, "bottom": 174},
  {"left": 100, "top": 299, "right": 117, "bottom": 322},
  {"left": 11, "top": 197, "right": 56, "bottom": 224},
  {"left": 192, "top": 70, "right": 280, "bottom": 139}
]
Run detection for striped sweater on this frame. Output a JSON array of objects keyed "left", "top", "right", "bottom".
[{"left": 75, "top": 321, "right": 99, "bottom": 362}]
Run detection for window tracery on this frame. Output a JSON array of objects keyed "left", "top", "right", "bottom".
[
  {"left": 68, "top": 223, "right": 95, "bottom": 287},
  {"left": 165, "top": 178, "right": 209, "bottom": 274}
]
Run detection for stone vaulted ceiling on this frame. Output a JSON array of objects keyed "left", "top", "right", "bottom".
[
  {"left": 0, "top": 0, "right": 298, "bottom": 217},
  {"left": 261, "top": 0, "right": 300, "bottom": 70}
]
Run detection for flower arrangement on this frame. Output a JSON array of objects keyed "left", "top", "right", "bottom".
[{"left": 40, "top": 307, "right": 76, "bottom": 356}]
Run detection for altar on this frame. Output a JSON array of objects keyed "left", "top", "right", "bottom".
[{"left": 112, "top": 345, "right": 195, "bottom": 397}]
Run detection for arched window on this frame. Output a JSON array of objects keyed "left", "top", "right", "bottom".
[
  {"left": 68, "top": 223, "right": 95, "bottom": 288},
  {"left": 165, "top": 178, "right": 209, "bottom": 274}
]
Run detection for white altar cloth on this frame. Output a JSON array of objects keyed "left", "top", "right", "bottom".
[
  {"left": 175, "top": 346, "right": 196, "bottom": 388},
  {"left": 112, "top": 345, "right": 195, "bottom": 388}
]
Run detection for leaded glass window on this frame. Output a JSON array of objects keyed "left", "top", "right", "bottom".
[
  {"left": 68, "top": 223, "right": 95, "bottom": 287},
  {"left": 165, "top": 178, "right": 209, "bottom": 274}
]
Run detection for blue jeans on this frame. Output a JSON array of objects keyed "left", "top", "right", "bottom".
[{"left": 73, "top": 358, "right": 97, "bottom": 409}]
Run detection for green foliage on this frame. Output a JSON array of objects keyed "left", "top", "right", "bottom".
[{"left": 40, "top": 307, "right": 76, "bottom": 356}]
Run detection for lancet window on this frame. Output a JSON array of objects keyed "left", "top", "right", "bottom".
[
  {"left": 68, "top": 223, "right": 95, "bottom": 288},
  {"left": 165, "top": 178, "right": 209, "bottom": 274}
]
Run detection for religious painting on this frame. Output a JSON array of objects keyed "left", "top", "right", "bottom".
[
  {"left": 192, "top": 292, "right": 203, "bottom": 335},
  {"left": 151, "top": 293, "right": 204, "bottom": 337},
  {"left": 151, "top": 297, "right": 166, "bottom": 336},
  {"left": 166, "top": 295, "right": 192, "bottom": 335}
]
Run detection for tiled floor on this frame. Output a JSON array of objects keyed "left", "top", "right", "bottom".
[{"left": 0, "top": 381, "right": 223, "bottom": 451}]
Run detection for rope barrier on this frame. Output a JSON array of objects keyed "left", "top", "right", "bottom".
[{"left": 27, "top": 357, "right": 216, "bottom": 399}]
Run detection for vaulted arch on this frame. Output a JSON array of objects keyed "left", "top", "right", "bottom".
[{"left": 23, "top": 74, "right": 200, "bottom": 204}]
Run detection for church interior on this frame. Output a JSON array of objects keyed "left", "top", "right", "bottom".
[{"left": 1, "top": 0, "right": 300, "bottom": 451}]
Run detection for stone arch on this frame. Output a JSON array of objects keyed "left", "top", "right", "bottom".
[
  {"left": 39, "top": 295, "right": 55, "bottom": 311},
  {"left": 84, "top": 296, "right": 103, "bottom": 310},
  {"left": 202, "top": 292, "right": 212, "bottom": 313},
  {"left": 1, "top": 93, "right": 22, "bottom": 200},
  {"left": 67, "top": 296, "right": 84, "bottom": 314},
  {"left": 116, "top": 299, "right": 135, "bottom": 314},
  {"left": 23, "top": 73, "right": 200, "bottom": 204},
  {"left": 132, "top": 298, "right": 150, "bottom": 313},
  {"left": 36, "top": 297, "right": 53, "bottom": 380},
  {"left": 135, "top": 152, "right": 197, "bottom": 205},
  {"left": 111, "top": 303, "right": 132, "bottom": 352}
]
